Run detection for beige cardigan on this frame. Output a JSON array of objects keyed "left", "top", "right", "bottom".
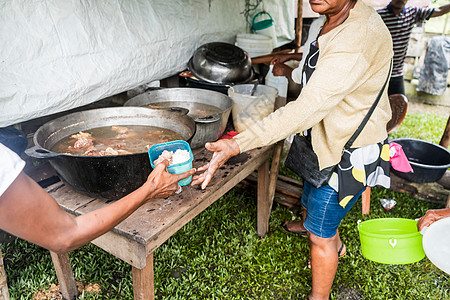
[{"left": 235, "top": 0, "right": 394, "bottom": 170}]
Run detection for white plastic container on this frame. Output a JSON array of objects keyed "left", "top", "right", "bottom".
[
  {"left": 235, "top": 33, "right": 273, "bottom": 58},
  {"left": 265, "top": 65, "right": 288, "bottom": 98},
  {"left": 228, "top": 84, "right": 278, "bottom": 133}
]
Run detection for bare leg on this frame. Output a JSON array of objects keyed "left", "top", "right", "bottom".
[{"left": 308, "top": 231, "right": 339, "bottom": 300}]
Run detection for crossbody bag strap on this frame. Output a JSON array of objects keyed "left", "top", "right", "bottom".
[{"left": 344, "top": 60, "right": 392, "bottom": 150}]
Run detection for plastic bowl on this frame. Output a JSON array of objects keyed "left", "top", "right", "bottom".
[
  {"left": 148, "top": 140, "right": 193, "bottom": 186},
  {"left": 357, "top": 218, "right": 425, "bottom": 264},
  {"left": 390, "top": 138, "right": 450, "bottom": 183}
]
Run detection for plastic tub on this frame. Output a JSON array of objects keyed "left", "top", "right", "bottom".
[
  {"left": 390, "top": 138, "right": 450, "bottom": 183},
  {"left": 148, "top": 140, "right": 193, "bottom": 186},
  {"left": 228, "top": 84, "right": 278, "bottom": 132},
  {"left": 357, "top": 218, "right": 425, "bottom": 264},
  {"left": 235, "top": 33, "right": 273, "bottom": 57}
]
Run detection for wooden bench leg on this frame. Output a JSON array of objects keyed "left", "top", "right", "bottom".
[
  {"left": 0, "top": 248, "right": 10, "bottom": 300},
  {"left": 257, "top": 159, "right": 270, "bottom": 237},
  {"left": 257, "top": 142, "right": 283, "bottom": 238},
  {"left": 132, "top": 253, "right": 154, "bottom": 300},
  {"left": 361, "top": 187, "right": 371, "bottom": 215},
  {"left": 50, "top": 251, "right": 78, "bottom": 300}
]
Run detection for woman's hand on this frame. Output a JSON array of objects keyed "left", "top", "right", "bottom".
[
  {"left": 142, "top": 159, "right": 195, "bottom": 200},
  {"left": 272, "top": 63, "right": 293, "bottom": 78},
  {"left": 270, "top": 54, "right": 291, "bottom": 65},
  {"left": 417, "top": 208, "right": 450, "bottom": 231},
  {"left": 191, "top": 139, "right": 241, "bottom": 189}
]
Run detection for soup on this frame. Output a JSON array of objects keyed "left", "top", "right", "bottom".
[
  {"left": 51, "top": 125, "right": 183, "bottom": 156},
  {"left": 148, "top": 101, "right": 222, "bottom": 119}
]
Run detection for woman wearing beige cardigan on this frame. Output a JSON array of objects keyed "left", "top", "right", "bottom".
[{"left": 192, "top": 0, "right": 393, "bottom": 299}]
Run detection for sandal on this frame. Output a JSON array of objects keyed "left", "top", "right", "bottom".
[
  {"left": 281, "top": 221, "right": 308, "bottom": 237},
  {"left": 306, "top": 243, "right": 346, "bottom": 269}
]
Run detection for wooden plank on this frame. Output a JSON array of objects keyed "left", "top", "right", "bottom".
[
  {"left": 50, "top": 251, "right": 78, "bottom": 300},
  {"left": 145, "top": 147, "right": 273, "bottom": 254},
  {"left": 89, "top": 231, "right": 148, "bottom": 269},
  {"left": 294, "top": 0, "right": 303, "bottom": 53},
  {"left": 257, "top": 160, "right": 270, "bottom": 237},
  {"left": 132, "top": 253, "right": 154, "bottom": 300},
  {"left": 0, "top": 249, "right": 10, "bottom": 300},
  {"left": 390, "top": 172, "right": 449, "bottom": 205},
  {"left": 242, "top": 173, "right": 303, "bottom": 200}
]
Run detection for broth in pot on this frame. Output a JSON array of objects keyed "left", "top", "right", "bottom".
[{"left": 51, "top": 125, "right": 183, "bottom": 156}]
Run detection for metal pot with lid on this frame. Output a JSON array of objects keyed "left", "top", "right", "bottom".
[
  {"left": 188, "top": 42, "right": 253, "bottom": 84},
  {"left": 124, "top": 88, "right": 233, "bottom": 149}
]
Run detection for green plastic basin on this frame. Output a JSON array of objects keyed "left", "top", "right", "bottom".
[{"left": 357, "top": 218, "right": 425, "bottom": 264}]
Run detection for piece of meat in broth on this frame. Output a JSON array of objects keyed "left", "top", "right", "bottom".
[{"left": 74, "top": 137, "right": 93, "bottom": 149}]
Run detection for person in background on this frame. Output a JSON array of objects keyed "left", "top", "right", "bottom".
[
  {"left": 377, "top": 0, "right": 450, "bottom": 95},
  {"left": 417, "top": 207, "right": 450, "bottom": 231},
  {"left": 192, "top": 0, "right": 393, "bottom": 298},
  {"left": 0, "top": 142, "right": 195, "bottom": 253}
]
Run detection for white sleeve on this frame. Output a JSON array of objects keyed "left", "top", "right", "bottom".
[
  {"left": 0, "top": 143, "right": 26, "bottom": 197},
  {"left": 291, "top": 16, "right": 325, "bottom": 84}
]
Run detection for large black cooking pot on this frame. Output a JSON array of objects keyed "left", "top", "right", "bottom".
[
  {"left": 25, "top": 107, "right": 196, "bottom": 199},
  {"left": 124, "top": 88, "right": 233, "bottom": 149}
]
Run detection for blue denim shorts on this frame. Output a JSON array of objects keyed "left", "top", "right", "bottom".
[{"left": 301, "top": 182, "right": 364, "bottom": 238}]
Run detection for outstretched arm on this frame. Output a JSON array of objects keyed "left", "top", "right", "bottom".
[
  {"left": 0, "top": 160, "right": 195, "bottom": 253},
  {"left": 431, "top": 3, "right": 450, "bottom": 17}
]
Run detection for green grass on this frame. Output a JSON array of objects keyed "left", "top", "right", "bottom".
[
  {"left": 389, "top": 110, "right": 448, "bottom": 144},
  {"left": 1, "top": 108, "right": 449, "bottom": 299}
]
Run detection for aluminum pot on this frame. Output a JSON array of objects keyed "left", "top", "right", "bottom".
[
  {"left": 25, "top": 107, "right": 196, "bottom": 199},
  {"left": 124, "top": 88, "right": 233, "bottom": 149},
  {"left": 188, "top": 42, "right": 253, "bottom": 84}
]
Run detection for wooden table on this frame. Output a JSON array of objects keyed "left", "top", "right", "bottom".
[{"left": 45, "top": 145, "right": 277, "bottom": 299}]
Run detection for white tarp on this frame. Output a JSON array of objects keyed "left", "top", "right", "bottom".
[{"left": 0, "top": 0, "right": 295, "bottom": 127}]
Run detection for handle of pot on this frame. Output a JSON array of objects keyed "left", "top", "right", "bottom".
[
  {"left": 179, "top": 71, "right": 193, "bottom": 78},
  {"left": 159, "top": 107, "right": 190, "bottom": 115},
  {"left": 252, "top": 11, "right": 273, "bottom": 27},
  {"left": 388, "top": 238, "right": 397, "bottom": 248},
  {"left": 194, "top": 114, "right": 221, "bottom": 124},
  {"left": 25, "top": 145, "right": 61, "bottom": 159}
]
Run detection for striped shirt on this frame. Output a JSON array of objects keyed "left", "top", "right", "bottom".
[{"left": 377, "top": 4, "right": 434, "bottom": 77}]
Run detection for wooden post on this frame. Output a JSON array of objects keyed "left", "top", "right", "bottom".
[
  {"left": 50, "top": 251, "right": 78, "bottom": 300},
  {"left": 0, "top": 249, "right": 10, "bottom": 300},
  {"left": 132, "top": 253, "right": 154, "bottom": 300},
  {"left": 361, "top": 187, "right": 371, "bottom": 215},
  {"left": 294, "top": 0, "right": 303, "bottom": 53},
  {"left": 439, "top": 116, "right": 450, "bottom": 149}
]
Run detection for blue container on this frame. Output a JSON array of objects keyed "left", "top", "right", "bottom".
[{"left": 148, "top": 140, "right": 193, "bottom": 186}]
